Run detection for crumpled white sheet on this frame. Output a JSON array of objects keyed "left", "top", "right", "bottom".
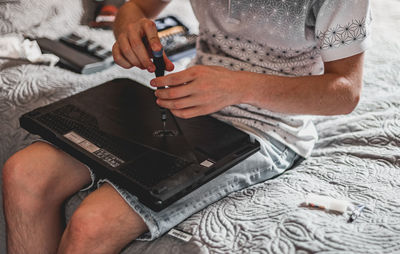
[{"left": 0, "top": 35, "right": 59, "bottom": 66}]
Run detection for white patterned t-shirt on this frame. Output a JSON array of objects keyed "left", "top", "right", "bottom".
[{"left": 165, "top": 0, "right": 371, "bottom": 157}]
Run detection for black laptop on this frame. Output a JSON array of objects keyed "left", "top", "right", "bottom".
[{"left": 20, "top": 78, "right": 259, "bottom": 211}]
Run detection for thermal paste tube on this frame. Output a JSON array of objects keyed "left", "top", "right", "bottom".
[{"left": 305, "top": 193, "right": 350, "bottom": 213}]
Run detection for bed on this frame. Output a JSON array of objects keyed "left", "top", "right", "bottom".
[{"left": 1, "top": 0, "right": 399, "bottom": 253}]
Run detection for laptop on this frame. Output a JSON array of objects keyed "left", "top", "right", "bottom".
[{"left": 20, "top": 78, "right": 260, "bottom": 211}]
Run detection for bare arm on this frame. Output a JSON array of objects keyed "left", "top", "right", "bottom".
[
  {"left": 240, "top": 53, "right": 364, "bottom": 115},
  {"left": 151, "top": 53, "right": 364, "bottom": 118}
]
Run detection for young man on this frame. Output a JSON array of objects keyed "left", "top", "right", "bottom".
[{"left": 2, "top": 0, "right": 370, "bottom": 253}]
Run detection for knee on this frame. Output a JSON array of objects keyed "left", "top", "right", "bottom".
[
  {"left": 65, "top": 206, "right": 108, "bottom": 249},
  {"left": 2, "top": 152, "right": 36, "bottom": 211},
  {"left": 2, "top": 143, "right": 59, "bottom": 206},
  {"left": 2, "top": 151, "right": 28, "bottom": 197}
]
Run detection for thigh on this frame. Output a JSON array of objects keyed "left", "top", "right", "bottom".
[{"left": 5, "top": 141, "right": 92, "bottom": 200}]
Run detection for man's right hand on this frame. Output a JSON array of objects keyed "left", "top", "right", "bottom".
[{"left": 112, "top": 17, "right": 174, "bottom": 72}]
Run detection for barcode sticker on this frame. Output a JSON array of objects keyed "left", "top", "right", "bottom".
[{"left": 167, "top": 229, "right": 192, "bottom": 242}]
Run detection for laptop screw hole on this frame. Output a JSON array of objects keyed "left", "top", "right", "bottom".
[{"left": 153, "top": 129, "right": 178, "bottom": 137}]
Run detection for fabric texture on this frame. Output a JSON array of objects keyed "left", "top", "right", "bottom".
[
  {"left": 1, "top": 0, "right": 400, "bottom": 253},
  {"left": 0, "top": 0, "right": 85, "bottom": 38}
]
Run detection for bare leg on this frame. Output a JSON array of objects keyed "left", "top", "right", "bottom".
[
  {"left": 2, "top": 142, "right": 92, "bottom": 254},
  {"left": 57, "top": 183, "right": 148, "bottom": 254}
]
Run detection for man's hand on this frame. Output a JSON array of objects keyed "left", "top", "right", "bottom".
[
  {"left": 112, "top": 17, "right": 174, "bottom": 72},
  {"left": 151, "top": 65, "right": 245, "bottom": 119}
]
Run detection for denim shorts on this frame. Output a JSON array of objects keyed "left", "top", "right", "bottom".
[{"left": 77, "top": 124, "right": 301, "bottom": 241}]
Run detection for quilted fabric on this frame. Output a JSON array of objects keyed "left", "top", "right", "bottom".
[
  {"left": 1, "top": 0, "right": 399, "bottom": 253},
  {"left": 0, "top": 0, "right": 83, "bottom": 38}
]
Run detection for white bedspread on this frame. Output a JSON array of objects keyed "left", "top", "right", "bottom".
[{"left": 1, "top": 0, "right": 399, "bottom": 253}]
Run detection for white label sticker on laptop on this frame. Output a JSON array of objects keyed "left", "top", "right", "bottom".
[
  {"left": 64, "top": 131, "right": 85, "bottom": 144},
  {"left": 167, "top": 229, "right": 192, "bottom": 242},
  {"left": 200, "top": 159, "right": 214, "bottom": 168},
  {"left": 64, "top": 131, "right": 100, "bottom": 153}
]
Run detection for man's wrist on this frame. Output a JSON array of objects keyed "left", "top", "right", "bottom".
[{"left": 233, "top": 70, "right": 262, "bottom": 106}]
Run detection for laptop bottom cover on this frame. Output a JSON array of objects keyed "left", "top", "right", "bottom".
[{"left": 20, "top": 78, "right": 260, "bottom": 211}]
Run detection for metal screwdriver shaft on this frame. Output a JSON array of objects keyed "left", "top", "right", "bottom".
[{"left": 153, "top": 49, "right": 167, "bottom": 133}]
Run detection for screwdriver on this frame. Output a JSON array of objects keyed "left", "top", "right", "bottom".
[{"left": 152, "top": 49, "right": 167, "bottom": 133}]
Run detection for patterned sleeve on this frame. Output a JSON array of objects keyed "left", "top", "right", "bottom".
[{"left": 314, "top": 0, "right": 372, "bottom": 62}]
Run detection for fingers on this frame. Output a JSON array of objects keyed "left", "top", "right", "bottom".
[
  {"left": 163, "top": 51, "right": 175, "bottom": 71},
  {"left": 142, "top": 19, "right": 162, "bottom": 52},
  {"left": 112, "top": 43, "right": 133, "bottom": 69},
  {"left": 130, "top": 18, "right": 162, "bottom": 71},
  {"left": 156, "top": 93, "right": 216, "bottom": 118},
  {"left": 142, "top": 20, "right": 174, "bottom": 71},
  {"left": 113, "top": 18, "right": 175, "bottom": 72},
  {"left": 151, "top": 68, "right": 196, "bottom": 88},
  {"left": 155, "top": 84, "right": 193, "bottom": 100},
  {"left": 156, "top": 95, "right": 200, "bottom": 111},
  {"left": 170, "top": 107, "right": 209, "bottom": 119},
  {"left": 127, "top": 32, "right": 154, "bottom": 72},
  {"left": 115, "top": 34, "right": 144, "bottom": 69}
]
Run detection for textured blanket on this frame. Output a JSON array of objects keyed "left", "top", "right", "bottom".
[{"left": 1, "top": 0, "right": 399, "bottom": 253}]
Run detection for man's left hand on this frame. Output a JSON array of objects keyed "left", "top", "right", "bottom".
[{"left": 151, "top": 65, "right": 245, "bottom": 119}]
